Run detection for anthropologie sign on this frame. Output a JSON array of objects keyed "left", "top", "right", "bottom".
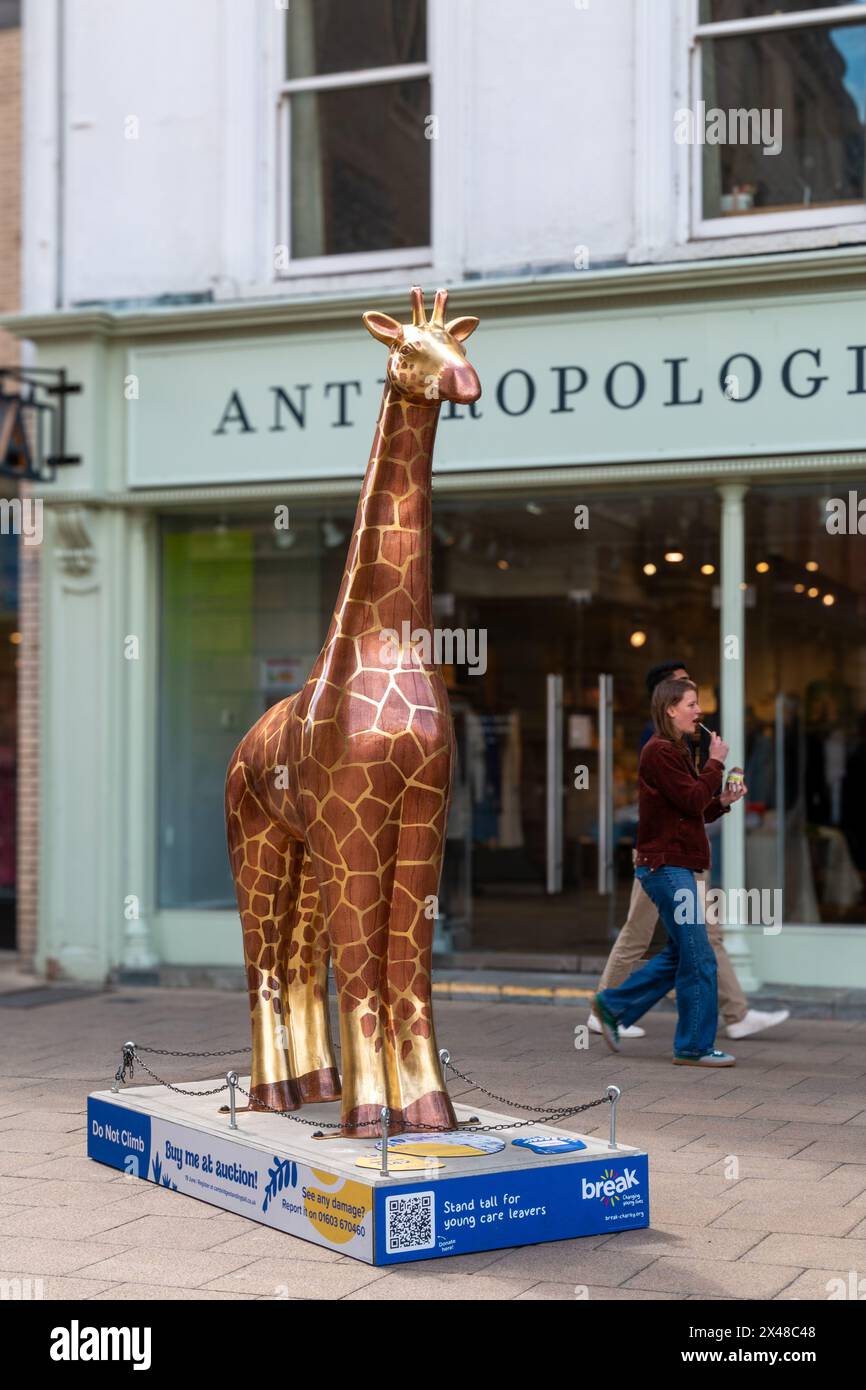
[{"left": 127, "top": 291, "right": 866, "bottom": 487}]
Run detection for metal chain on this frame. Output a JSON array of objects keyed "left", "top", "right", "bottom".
[
  {"left": 231, "top": 1077, "right": 607, "bottom": 1133},
  {"left": 443, "top": 1061, "right": 594, "bottom": 1115},
  {"left": 135, "top": 1046, "right": 252, "bottom": 1058},
  {"left": 130, "top": 1050, "right": 231, "bottom": 1098},
  {"left": 114, "top": 1044, "right": 611, "bottom": 1133}
]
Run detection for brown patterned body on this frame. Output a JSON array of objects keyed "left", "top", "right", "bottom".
[{"left": 226, "top": 288, "right": 481, "bottom": 1136}]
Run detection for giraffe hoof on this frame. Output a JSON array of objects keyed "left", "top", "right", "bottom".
[
  {"left": 336, "top": 1104, "right": 395, "bottom": 1139},
  {"left": 398, "top": 1090, "right": 459, "bottom": 1134},
  {"left": 337, "top": 1090, "right": 459, "bottom": 1138},
  {"left": 298, "top": 1066, "right": 342, "bottom": 1103},
  {"left": 247, "top": 1079, "right": 303, "bottom": 1112}
]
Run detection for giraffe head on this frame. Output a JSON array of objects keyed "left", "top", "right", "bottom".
[{"left": 362, "top": 285, "right": 481, "bottom": 407}]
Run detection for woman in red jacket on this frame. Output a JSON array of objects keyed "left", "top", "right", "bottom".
[{"left": 594, "top": 677, "right": 747, "bottom": 1067}]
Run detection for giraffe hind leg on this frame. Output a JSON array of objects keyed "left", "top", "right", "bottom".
[
  {"left": 227, "top": 762, "right": 337, "bottom": 1110},
  {"left": 285, "top": 843, "right": 340, "bottom": 1103}
]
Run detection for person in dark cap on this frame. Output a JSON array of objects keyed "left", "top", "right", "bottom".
[{"left": 587, "top": 660, "right": 788, "bottom": 1043}]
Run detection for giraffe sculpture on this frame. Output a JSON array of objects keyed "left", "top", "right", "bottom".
[{"left": 225, "top": 286, "right": 481, "bottom": 1137}]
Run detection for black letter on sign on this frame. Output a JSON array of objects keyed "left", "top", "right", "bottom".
[
  {"left": 664, "top": 358, "right": 702, "bottom": 406},
  {"left": 847, "top": 346, "right": 866, "bottom": 395},
  {"left": 442, "top": 398, "right": 483, "bottom": 420},
  {"left": 719, "top": 353, "right": 761, "bottom": 403},
  {"left": 270, "top": 385, "right": 311, "bottom": 431},
  {"left": 550, "top": 365, "right": 588, "bottom": 413},
  {"left": 496, "top": 370, "right": 536, "bottom": 416},
  {"left": 604, "top": 362, "right": 646, "bottom": 410},
  {"left": 781, "top": 349, "right": 826, "bottom": 399},
  {"left": 214, "top": 391, "right": 256, "bottom": 434},
  {"left": 324, "top": 381, "right": 362, "bottom": 427}
]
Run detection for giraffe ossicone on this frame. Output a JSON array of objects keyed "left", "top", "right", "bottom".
[{"left": 225, "top": 286, "right": 481, "bottom": 1138}]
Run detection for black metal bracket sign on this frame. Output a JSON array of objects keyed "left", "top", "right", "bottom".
[{"left": 0, "top": 366, "right": 83, "bottom": 482}]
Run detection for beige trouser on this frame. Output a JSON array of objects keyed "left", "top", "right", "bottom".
[{"left": 596, "top": 867, "right": 748, "bottom": 1027}]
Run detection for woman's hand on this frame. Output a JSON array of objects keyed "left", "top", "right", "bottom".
[
  {"left": 709, "top": 732, "right": 729, "bottom": 763},
  {"left": 720, "top": 780, "right": 748, "bottom": 808}
]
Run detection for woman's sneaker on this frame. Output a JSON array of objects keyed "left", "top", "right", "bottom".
[
  {"left": 592, "top": 994, "right": 620, "bottom": 1053},
  {"left": 672, "top": 1049, "right": 736, "bottom": 1067},
  {"left": 588, "top": 1012, "right": 646, "bottom": 1039}
]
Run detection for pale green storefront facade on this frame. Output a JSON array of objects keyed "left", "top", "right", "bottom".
[{"left": 9, "top": 248, "right": 866, "bottom": 989}]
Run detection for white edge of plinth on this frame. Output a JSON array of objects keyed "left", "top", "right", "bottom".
[{"left": 89, "top": 1080, "right": 645, "bottom": 1187}]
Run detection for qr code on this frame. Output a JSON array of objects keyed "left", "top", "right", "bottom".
[{"left": 385, "top": 1190, "right": 435, "bottom": 1253}]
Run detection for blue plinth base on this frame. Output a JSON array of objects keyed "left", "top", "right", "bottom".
[{"left": 86, "top": 1080, "right": 650, "bottom": 1265}]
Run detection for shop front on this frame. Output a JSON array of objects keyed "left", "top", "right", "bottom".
[{"left": 13, "top": 254, "right": 866, "bottom": 988}]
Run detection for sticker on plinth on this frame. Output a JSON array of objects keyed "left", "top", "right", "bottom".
[
  {"left": 511, "top": 1135, "right": 588, "bottom": 1154},
  {"left": 376, "top": 1132, "right": 506, "bottom": 1157},
  {"left": 355, "top": 1153, "right": 445, "bottom": 1172}
]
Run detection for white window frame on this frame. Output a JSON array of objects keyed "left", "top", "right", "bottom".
[
  {"left": 273, "top": 4, "right": 434, "bottom": 279},
  {"left": 690, "top": 1, "right": 866, "bottom": 239}
]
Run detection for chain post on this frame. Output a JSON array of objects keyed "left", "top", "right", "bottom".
[
  {"left": 438, "top": 1047, "right": 451, "bottom": 1087},
  {"left": 111, "top": 1041, "right": 136, "bottom": 1093},
  {"left": 226, "top": 1071, "right": 239, "bottom": 1130},
  {"left": 379, "top": 1107, "right": 390, "bottom": 1176},
  {"left": 606, "top": 1085, "right": 621, "bottom": 1149}
]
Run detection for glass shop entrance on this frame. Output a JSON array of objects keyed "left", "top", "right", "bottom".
[{"left": 158, "top": 477, "right": 866, "bottom": 963}]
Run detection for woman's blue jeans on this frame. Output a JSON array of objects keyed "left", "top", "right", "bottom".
[{"left": 597, "top": 864, "right": 718, "bottom": 1057}]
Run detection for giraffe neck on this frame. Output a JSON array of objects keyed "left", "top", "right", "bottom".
[{"left": 325, "top": 382, "right": 441, "bottom": 645}]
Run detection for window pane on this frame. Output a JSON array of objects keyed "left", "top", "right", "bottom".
[
  {"left": 701, "top": 23, "right": 866, "bottom": 217},
  {"left": 158, "top": 512, "right": 352, "bottom": 911},
  {"left": 700, "top": 1, "right": 866, "bottom": 21},
  {"left": 290, "top": 79, "right": 431, "bottom": 257},
  {"left": 286, "top": 0, "right": 426, "bottom": 80},
  {"left": 745, "top": 482, "right": 866, "bottom": 924}
]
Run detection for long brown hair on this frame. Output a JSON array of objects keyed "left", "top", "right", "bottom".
[{"left": 651, "top": 677, "right": 697, "bottom": 742}]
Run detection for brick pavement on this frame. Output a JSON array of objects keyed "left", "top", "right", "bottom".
[{"left": 0, "top": 977, "right": 865, "bottom": 1301}]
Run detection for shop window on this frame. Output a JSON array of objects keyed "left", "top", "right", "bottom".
[
  {"left": 277, "top": 0, "right": 431, "bottom": 271},
  {"left": 745, "top": 480, "right": 866, "bottom": 925},
  {"left": 157, "top": 511, "right": 351, "bottom": 910},
  {"left": 692, "top": 1, "right": 866, "bottom": 237}
]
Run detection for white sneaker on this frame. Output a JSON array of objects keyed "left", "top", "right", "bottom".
[
  {"left": 725, "top": 1007, "right": 790, "bottom": 1040},
  {"left": 588, "top": 1012, "right": 646, "bottom": 1039}
]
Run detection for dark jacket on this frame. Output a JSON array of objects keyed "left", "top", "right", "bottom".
[
  {"left": 640, "top": 721, "right": 711, "bottom": 771},
  {"left": 635, "top": 734, "right": 730, "bottom": 872}
]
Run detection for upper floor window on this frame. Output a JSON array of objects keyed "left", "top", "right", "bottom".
[
  {"left": 692, "top": 1, "right": 866, "bottom": 235},
  {"left": 278, "top": 0, "right": 430, "bottom": 271}
]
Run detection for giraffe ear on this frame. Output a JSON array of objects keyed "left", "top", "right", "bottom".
[
  {"left": 446, "top": 316, "right": 479, "bottom": 343},
  {"left": 362, "top": 311, "right": 402, "bottom": 346}
]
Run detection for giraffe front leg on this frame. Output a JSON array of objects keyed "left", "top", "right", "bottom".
[{"left": 384, "top": 805, "right": 457, "bottom": 1134}]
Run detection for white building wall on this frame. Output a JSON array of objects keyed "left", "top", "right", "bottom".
[
  {"left": 23, "top": 0, "right": 640, "bottom": 310},
  {"left": 464, "top": 0, "right": 635, "bottom": 275}
]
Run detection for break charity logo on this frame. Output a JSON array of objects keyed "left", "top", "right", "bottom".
[{"left": 581, "top": 1165, "right": 640, "bottom": 1206}]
